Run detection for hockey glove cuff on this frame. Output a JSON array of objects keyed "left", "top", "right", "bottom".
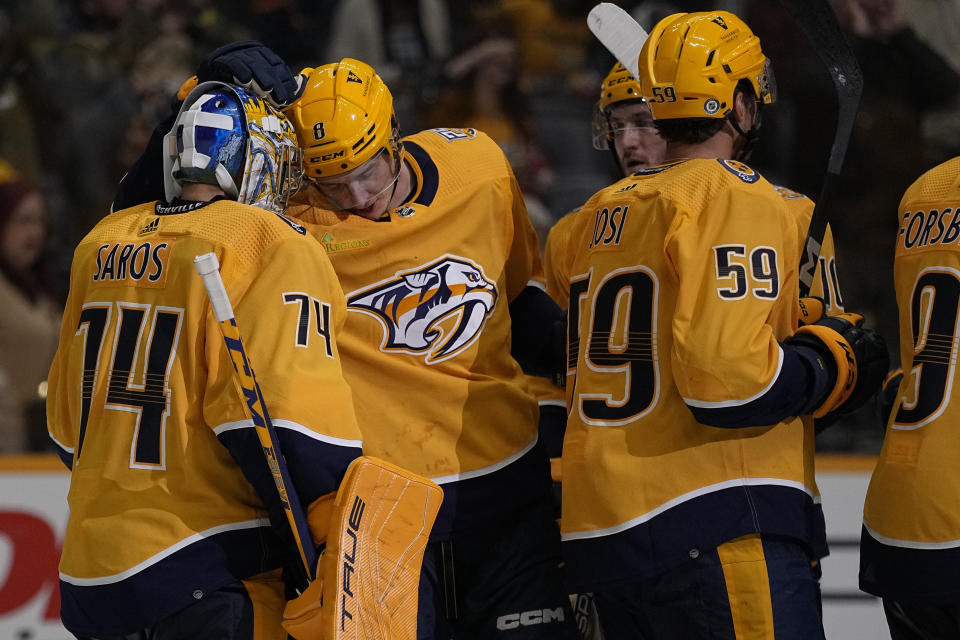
[
  {"left": 797, "top": 296, "right": 826, "bottom": 327},
  {"left": 789, "top": 312, "right": 889, "bottom": 421}
]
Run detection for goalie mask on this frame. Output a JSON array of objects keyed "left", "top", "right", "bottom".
[
  {"left": 638, "top": 11, "right": 776, "bottom": 121},
  {"left": 163, "top": 81, "right": 303, "bottom": 213}
]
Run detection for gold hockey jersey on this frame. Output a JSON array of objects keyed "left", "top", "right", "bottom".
[
  {"left": 773, "top": 184, "right": 845, "bottom": 312},
  {"left": 47, "top": 199, "right": 362, "bottom": 635},
  {"left": 559, "top": 159, "right": 825, "bottom": 590},
  {"left": 288, "top": 128, "right": 550, "bottom": 538},
  {"left": 861, "top": 156, "right": 960, "bottom": 602}
]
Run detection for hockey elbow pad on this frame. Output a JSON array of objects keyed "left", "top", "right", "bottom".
[{"left": 789, "top": 313, "right": 889, "bottom": 422}]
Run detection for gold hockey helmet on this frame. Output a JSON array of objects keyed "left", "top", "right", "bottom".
[
  {"left": 599, "top": 61, "right": 644, "bottom": 111},
  {"left": 285, "top": 58, "right": 401, "bottom": 178},
  {"left": 592, "top": 62, "right": 651, "bottom": 151},
  {"left": 638, "top": 11, "right": 776, "bottom": 120}
]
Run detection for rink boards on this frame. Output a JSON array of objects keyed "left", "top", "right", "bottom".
[{"left": 0, "top": 454, "right": 890, "bottom": 639}]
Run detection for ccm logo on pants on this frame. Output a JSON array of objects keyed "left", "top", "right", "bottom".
[{"left": 496, "top": 608, "right": 566, "bottom": 630}]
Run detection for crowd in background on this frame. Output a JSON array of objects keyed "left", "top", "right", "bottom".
[{"left": 1, "top": 0, "right": 958, "bottom": 454}]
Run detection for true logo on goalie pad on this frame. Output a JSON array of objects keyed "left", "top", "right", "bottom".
[{"left": 340, "top": 495, "right": 365, "bottom": 631}]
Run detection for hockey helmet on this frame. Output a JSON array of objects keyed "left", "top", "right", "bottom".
[
  {"left": 638, "top": 11, "right": 776, "bottom": 120},
  {"left": 285, "top": 59, "right": 402, "bottom": 179},
  {"left": 163, "top": 81, "right": 303, "bottom": 213},
  {"left": 592, "top": 61, "right": 653, "bottom": 151}
]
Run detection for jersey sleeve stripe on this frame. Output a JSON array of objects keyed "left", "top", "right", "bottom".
[
  {"left": 682, "top": 346, "right": 814, "bottom": 427},
  {"left": 213, "top": 418, "right": 362, "bottom": 448},
  {"left": 682, "top": 346, "right": 784, "bottom": 409},
  {"left": 272, "top": 419, "right": 363, "bottom": 448}
]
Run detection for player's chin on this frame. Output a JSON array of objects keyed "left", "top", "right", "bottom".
[{"left": 349, "top": 199, "right": 384, "bottom": 219}]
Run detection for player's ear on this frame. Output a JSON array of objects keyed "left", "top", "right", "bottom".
[{"left": 731, "top": 89, "right": 757, "bottom": 131}]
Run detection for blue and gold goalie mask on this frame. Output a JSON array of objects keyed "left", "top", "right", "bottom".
[{"left": 163, "top": 81, "right": 302, "bottom": 213}]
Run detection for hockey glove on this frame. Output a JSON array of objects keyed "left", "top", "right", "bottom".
[
  {"left": 788, "top": 313, "right": 889, "bottom": 424},
  {"left": 797, "top": 296, "right": 826, "bottom": 327},
  {"left": 196, "top": 40, "right": 303, "bottom": 108},
  {"left": 876, "top": 367, "right": 903, "bottom": 430}
]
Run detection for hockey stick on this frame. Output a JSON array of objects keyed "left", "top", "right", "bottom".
[
  {"left": 777, "top": 0, "right": 863, "bottom": 296},
  {"left": 194, "top": 252, "right": 317, "bottom": 591},
  {"left": 587, "top": 3, "right": 648, "bottom": 82}
]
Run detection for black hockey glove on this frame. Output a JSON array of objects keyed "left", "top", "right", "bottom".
[
  {"left": 196, "top": 41, "right": 303, "bottom": 108},
  {"left": 876, "top": 368, "right": 903, "bottom": 431},
  {"left": 787, "top": 313, "right": 889, "bottom": 428}
]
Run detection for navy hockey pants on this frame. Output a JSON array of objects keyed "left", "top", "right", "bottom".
[
  {"left": 592, "top": 534, "right": 826, "bottom": 640},
  {"left": 416, "top": 502, "right": 580, "bottom": 640},
  {"left": 74, "top": 569, "right": 286, "bottom": 640},
  {"left": 882, "top": 598, "right": 960, "bottom": 639}
]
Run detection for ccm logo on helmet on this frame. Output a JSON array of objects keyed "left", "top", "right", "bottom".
[{"left": 496, "top": 608, "right": 566, "bottom": 630}]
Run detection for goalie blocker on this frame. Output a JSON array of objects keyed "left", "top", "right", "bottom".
[{"left": 283, "top": 456, "right": 444, "bottom": 640}]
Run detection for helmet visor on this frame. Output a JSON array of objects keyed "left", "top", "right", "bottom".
[
  {"left": 309, "top": 148, "right": 402, "bottom": 212},
  {"left": 592, "top": 100, "right": 659, "bottom": 151},
  {"left": 759, "top": 58, "right": 777, "bottom": 105}
]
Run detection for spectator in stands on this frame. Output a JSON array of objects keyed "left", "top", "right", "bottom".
[
  {"left": 0, "top": 172, "right": 61, "bottom": 453},
  {"left": 427, "top": 23, "right": 554, "bottom": 230},
  {"left": 325, "top": 0, "right": 451, "bottom": 132}
]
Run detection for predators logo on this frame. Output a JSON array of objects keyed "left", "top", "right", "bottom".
[{"left": 347, "top": 256, "right": 498, "bottom": 364}]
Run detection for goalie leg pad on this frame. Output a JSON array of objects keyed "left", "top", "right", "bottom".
[{"left": 282, "top": 456, "right": 444, "bottom": 640}]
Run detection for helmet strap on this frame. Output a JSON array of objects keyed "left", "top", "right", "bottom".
[{"left": 727, "top": 98, "right": 763, "bottom": 162}]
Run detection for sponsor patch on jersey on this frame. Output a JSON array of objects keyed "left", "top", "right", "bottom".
[
  {"left": 718, "top": 159, "right": 760, "bottom": 183},
  {"left": 92, "top": 240, "right": 172, "bottom": 288},
  {"left": 346, "top": 255, "right": 497, "bottom": 364},
  {"left": 320, "top": 232, "right": 372, "bottom": 254},
  {"left": 429, "top": 127, "right": 478, "bottom": 142}
]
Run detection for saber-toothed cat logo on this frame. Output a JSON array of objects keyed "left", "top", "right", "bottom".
[{"left": 347, "top": 256, "right": 497, "bottom": 364}]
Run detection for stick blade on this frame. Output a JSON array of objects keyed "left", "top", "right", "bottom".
[{"left": 587, "top": 3, "right": 648, "bottom": 81}]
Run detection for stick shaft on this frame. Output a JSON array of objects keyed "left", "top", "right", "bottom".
[{"left": 194, "top": 252, "right": 317, "bottom": 586}]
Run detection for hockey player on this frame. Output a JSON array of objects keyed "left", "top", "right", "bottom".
[
  {"left": 860, "top": 156, "right": 960, "bottom": 639},
  {"left": 559, "top": 11, "right": 888, "bottom": 639},
  {"left": 47, "top": 82, "right": 363, "bottom": 639},
  {"left": 112, "top": 46, "right": 577, "bottom": 639},
  {"left": 282, "top": 58, "right": 577, "bottom": 640}
]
